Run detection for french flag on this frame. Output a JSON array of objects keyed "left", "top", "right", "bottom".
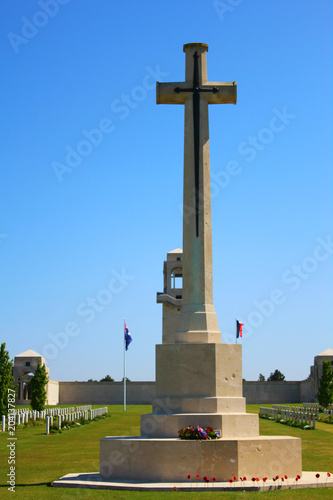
[{"left": 236, "top": 319, "right": 244, "bottom": 339}]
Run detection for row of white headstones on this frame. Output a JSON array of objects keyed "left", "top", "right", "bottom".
[
  {"left": 260, "top": 404, "right": 333, "bottom": 429},
  {"left": 302, "top": 402, "right": 333, "bottom": 414},
  {"left": 1, "top": 405, "right": 108, "bottom": 433},
  {"left": 45, "top": 407, "right": 108, "bottom": 434},
  {"left": 272, "top": 403, "right": 333, "bottom": 416},
  {"left": 260, "top": 406, "right": 316, "bottom": 428}
]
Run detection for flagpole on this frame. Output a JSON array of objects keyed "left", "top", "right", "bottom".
[
  {"left": 235, "top": 318, "right": 238, "bottom": 344},
  {"left": 123, "top": 318, "right": 126, "bottom": 412}
]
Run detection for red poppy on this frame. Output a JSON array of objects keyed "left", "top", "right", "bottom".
[
  {"left": 212, "top": 477, "right": 216, "bottom": 482},
  {"left": 273, "top": 478, "right": 276, "bottom": 482},
  {"left": 327, "top": 473, "right": 331, "bottom": 477},
  {"left": 187, "top": 474, "right": 191, "bottom": 480},
  {"left": 243, "top": 476, "right": 247, "bottom": 481},
  {"left": 276, "top": 475, "right": 279, "bottom": 479},
  {"left": 297, "top": 475, "right": 301, "bottom": 479},
  {"left": 233, "top": 476, "right": 237, "bottom": 481},
  {"left": 315, "top": 473, "right": 320, "bottom": 478},
  {"left": 206, "top": 478, "right": 210, "bottom": 483},
  {"left": 229, "top": 479, "right": 233, "bottom": 483},
  {"left": 195, "top": 474, "right": 200, "bottom": 480},
  {"left": 263, "top": 477, "right": 267, "bottom": 482},
  {"left": 256, "top": 478, "right": 259, "bottom": 482},
  {"left": 282, "top": 477, "right": 284, "bottom": 482},
  {"left": 251, "top": 477, "right": 256, "bottom": 482},
  {"left": 203, "top": 476, "right": 208, "bottom": 481},
  {"left": 173, "top": 487, "right": 177, "bottom": 491},
  {"left": 295, "top": 477, "right": 299, "bottom": 482},
  {"left": 284, "top": 475, "right": 288, "bottom": 479}
]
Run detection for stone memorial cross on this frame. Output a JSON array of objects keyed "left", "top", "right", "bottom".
[
  {"left": 156, "top": 43, "right": 237, "bottom": 343},
  {"left": 99, "top": 44, "right": 302, "bottom": 483}
]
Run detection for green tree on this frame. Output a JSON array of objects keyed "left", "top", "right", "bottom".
[
  {"left": 30, "top": 361, "right": 48, "bottom": 411},
  {"left": 121, "top": 377, "right": 131, "bottom": 382},
  {"left": 100, "top": 375, "right": 114, "bottom": 382},
  {"left": 0, "top": 343, "right": 16, "bottom": 416},
  {"left": 258, "top": 373, "right": 266, "bottom": 381},
  {"left": 317, "top": 360, "right": 333, "bottom": 408},
  {"left": 267, "top": 369, "right": 285, "bottom": 381}
]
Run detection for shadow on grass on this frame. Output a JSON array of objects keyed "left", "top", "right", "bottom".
[{"left": 0, "top": 482, "right": 52, "bottom": 488}]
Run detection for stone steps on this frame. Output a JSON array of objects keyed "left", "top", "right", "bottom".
[{"left": 141, "top": 412, "right": 259, "bottom": 438}]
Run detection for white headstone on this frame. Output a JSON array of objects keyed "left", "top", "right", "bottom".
[{"left": 46, "top": 416, "right": 50, "bottom": 435}]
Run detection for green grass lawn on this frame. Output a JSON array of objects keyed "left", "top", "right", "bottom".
[{"left": 0, "top": 404, "right": 332, "bottom": 499}]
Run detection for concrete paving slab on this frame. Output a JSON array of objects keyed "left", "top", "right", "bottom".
[{"left": 53, "top": 471, "right": 333, "bottom": 491}]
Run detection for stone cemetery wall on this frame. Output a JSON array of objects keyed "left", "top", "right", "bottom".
[
  {"left": 243, "top": 381, "right": 304, "bottom": 404},
  {"left": 47, "top": 379, "right": 60, "bottom": 405},
  {"left": 58, "top": 380, "right": 315, "bottom": 405},
  {"left": 13, "top": 379, "right": 316, "bottom": 405},
  {"left": 299, "top": 378, "right": 315, "bottom": 402},
  {"left": 59, "top": 381, "right": 156, "bottom": 404}
]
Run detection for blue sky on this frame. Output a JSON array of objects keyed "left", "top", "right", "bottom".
[{"left": 1, "top": 0, "right": 332, "bottom": 383}]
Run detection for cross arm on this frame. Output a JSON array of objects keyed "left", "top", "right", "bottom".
[
  {"left": 156, "top": 82, "right": 190, "bottom": 104},
  {"left": 204, "top": 82, "right": 237, "bottom": 104},
  {"left": 156, "top": 81, "right": 237, "bottom": 105}
]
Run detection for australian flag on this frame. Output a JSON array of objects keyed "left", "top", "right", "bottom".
[{"left": 124, "top": 323, "right": 132, "bottom": 351}]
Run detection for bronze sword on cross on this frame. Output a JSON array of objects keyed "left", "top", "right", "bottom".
[
  {"left": 174, "top": 51, "right": 219, "bottom": 237},
  {"left": 156, "top": 44, "right": 236, "bottom": 322},
  {"left": 156, "top": 44, "right": 236, "bottom": 239}
]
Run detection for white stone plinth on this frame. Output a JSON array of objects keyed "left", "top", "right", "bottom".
[
  {"left": 156, "top": 343, "right": 243, "bottom": 399},
  {"left": 141, "top": 412, "right": 259, "bottom": 438},
  {"left": 153, "top": 396, "right": 247, "bottom": 414},
  {"left": 100, "top": 436, "right": 302, "bottom": 482}
]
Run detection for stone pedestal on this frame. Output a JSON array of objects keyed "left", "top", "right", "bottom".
[
  {"left": 139, "top": 343, "right": 260, "bottom": 439},
  {"left": 155, "top": 343, "right": 242, "bottom": 398},
  {"left": 141, "top": 412, "right": 259, "bottom": 438},
  {"left": 100, "top": 343, "right": 302, "bottom": 482},
  {"left": 100, "top": 436, "right": 302, "bottom": 482}
]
